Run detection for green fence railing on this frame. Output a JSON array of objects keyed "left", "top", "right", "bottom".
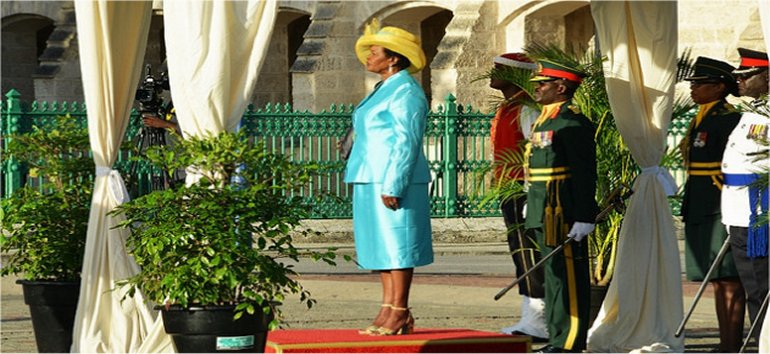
[
  {"left": 1, "top": 89, "right": 693, "bottom": 218},
  {"left": 2, "top": 90, "right": 501, "bottom": 218}
]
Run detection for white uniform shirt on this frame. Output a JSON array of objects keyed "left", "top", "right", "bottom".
[
  {"left": 519, "top": 104, "right": 539, "bottom": 139},
  {"left": 721, "top": 111, "right": 770, "bottom": 227}
]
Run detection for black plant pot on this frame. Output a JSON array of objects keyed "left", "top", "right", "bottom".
[
  {"left": 160, "top": 305, "right": 271, "bottom": 353},
  {"left": 16, "top": 279, "right": 80, "bottom": 353}
]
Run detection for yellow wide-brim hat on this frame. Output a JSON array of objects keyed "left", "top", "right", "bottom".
[{"left": 355, "top": 19, "right": 426, "bottom": 74}]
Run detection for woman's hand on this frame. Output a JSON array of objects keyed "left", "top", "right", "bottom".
[{"left": 381, "top": 195, "right": 399, "bottom": 210}]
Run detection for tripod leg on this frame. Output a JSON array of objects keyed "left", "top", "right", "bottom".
[
  {"left": 740, "top": 291, "right": 770, "bottom": 353},
  {"left": 676, "top": 235, "right": 732, "bottom": 337}
]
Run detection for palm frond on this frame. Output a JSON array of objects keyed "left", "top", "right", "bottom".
[
  {"left": 478, "top": 144, "right": 528, "bottom": 209},
  {"left": 523, "top": 42, "right": 584, "bottom": 69},
  {"left": 474, "top": 65, "right": 537, "bottom": 112},
  {"left": 672, "top": 93, "right": 696, "bottom": 119},
  {"left": 676, "top": 47, "right": 695, "bottom": 82},
  {"left": 739, "top": 94, "right": 770, "bottom": 115}
]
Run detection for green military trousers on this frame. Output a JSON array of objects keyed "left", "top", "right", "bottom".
[{"left": 533, "top": 227, "right": 591, "bottom": 351}]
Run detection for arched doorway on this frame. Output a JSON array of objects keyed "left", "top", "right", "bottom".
[
  {"left": 378, "top": 6, "right": 453, "bottom": 103},
  {"left": 1, "top": 15, "right": 54, "bottom": 99},
  {"left": 253, "top": 10, "right": 310, "bottom": 106},
  {"left": 523, "top": 2, "right": 593, "bottom": 51},
  {"left": 420, "top": 10, "right": 453, "bottom": 104}
]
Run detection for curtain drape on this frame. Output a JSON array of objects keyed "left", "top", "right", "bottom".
[
  {"left": 757, "top": 0, "right": 770, "bottom": 351},
  {"left": 70, "top": 1, "right": 172, "bottom": 352},
  {"left": 134, "top": 0, "right": 278, "bottom": 347},
  {"left": 72, "top": 1, "right": 277, "bottom": 351},
  {"left": 163, "top": 0, "right": 277, "bottom": 140},
  {"left": 587, "top": 2, "right": 684, "bottom": 352}
]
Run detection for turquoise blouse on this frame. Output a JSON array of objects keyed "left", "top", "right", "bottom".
[{"left": 343, "top": 70, "right": 431, "bottom": 196}]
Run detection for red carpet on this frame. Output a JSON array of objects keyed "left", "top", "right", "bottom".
[{"left": 266, "top": 328, "right": 531, "bottom": 353}]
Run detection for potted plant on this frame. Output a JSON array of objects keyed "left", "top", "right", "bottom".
[
  {"left": 0, "top": 114, "right": 93, "bottom": 352},
  {"left": 111, "top": 130, "right": 340, "bottom": 353}
]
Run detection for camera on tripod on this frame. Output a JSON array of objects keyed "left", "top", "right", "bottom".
[
  {"left": 135, "top": 64, "right": 170, "bottom": 117},
  {"left": 129, "top": 63, "right": 181, "bottom": 196}
]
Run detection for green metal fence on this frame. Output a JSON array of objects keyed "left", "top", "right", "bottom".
[
  {"left": 1, "top": 89, "right": 692, "bottom": 218},
  {"left": 2, "top": 90, "right": 500, "bottom": 218}
]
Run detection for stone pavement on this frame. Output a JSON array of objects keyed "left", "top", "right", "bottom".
[{"left": 0, "top": 218, "right": 760, "bottom": 352}]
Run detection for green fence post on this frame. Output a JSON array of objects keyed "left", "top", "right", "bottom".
[
  {"left": 3, "top": 89, "right": 23, "bottom": 197},
  {"left": 443, "top": 94, "right": 458, "bottom": 217}
]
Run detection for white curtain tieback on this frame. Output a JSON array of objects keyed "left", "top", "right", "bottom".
[
  {"left": 95, "top": 166, "right": 130, "bottom": 204},
  {"left": 641, "top": 165, "right": 678, "bottom": 196}
]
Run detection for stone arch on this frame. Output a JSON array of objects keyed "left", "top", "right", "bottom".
[
  {"left": 361, "top": 2, "right": 454, "bottom": 104},
  {"left": 2, "top": 13, "right": 55, "bottom": 99},
  {"left": 253, "top": 8, "right": 311, "bottom": 106},
  {"left": 363, "top": 1, "right": 452, "bottom": 31},
  {"left": 498, "top": 1, "right": 542, "bottom": 52},
  {"left": 520, "top": 1, "right": 593, "bottom": 51},
  {"left": 1, "top": 2, "right": 61, "bottom": 24}
]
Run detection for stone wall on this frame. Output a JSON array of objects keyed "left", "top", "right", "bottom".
[
  {"left": 291, "top": 2, "right": 365, "bottom": 111},
  {"left": 252, "top": 13, "right": 294, "bottom": 106},
  {"left": 1, "top": 20, "right": 46, "bottom": 100},
  {"left": 31, "top": 4, "right": 81, "bottom": 104},
  {"left": 678, "top": 0, "right": 766, "bottom": 63},
  {"left": 440, "top": 1, "right": 500, "bottom": 112},
  {"left": 0, "top": 0, "right": 766, "bottom": 112}
]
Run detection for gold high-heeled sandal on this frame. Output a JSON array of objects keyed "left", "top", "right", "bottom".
[
  {"left": 373, "top": 306, "right": 414, "bottom": 336},
  {"left": 358, "top": 304, "right": 392, "bottom": 334}
]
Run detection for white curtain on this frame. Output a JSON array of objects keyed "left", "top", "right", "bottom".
[
  {"left": 163, "top": 0, "right": 277, "bottom": 141},
  {"left": 132, "top": 0, "right": 278, "bottom": 347},
  {"left": 758, "top": 0, "right": 770, "bottom": 351},
  {"left": 587, "top": 2, "right": 684, "bottom": 352},
  {"left": 72, "top": 0, "right": 276, "bottom": 351},
  {"left": 71, "top": 1, "right": 172, "bottom": 353}
]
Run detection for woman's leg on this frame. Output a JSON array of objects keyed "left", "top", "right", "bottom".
[
  {"left": 379, "top": 268, "right": 414, "bottom": 331},
  {"left": 372, "top": 271, "right": 394, "bottom": 326},
  {"left": 713, "top": 277, "right": 746, "bottom": 352}
]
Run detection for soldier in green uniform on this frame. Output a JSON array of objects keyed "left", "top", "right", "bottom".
[
  {"left": 525, "top": 60, "right": 599, "bottom": 353},
  {"left": 680, "top": 56, "right": 744, "bottom": 352}
]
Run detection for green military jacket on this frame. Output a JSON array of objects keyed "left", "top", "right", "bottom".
[
  {"left": 525, "top": 100, "right": 599, "bottom": 245},
  {"left": 681, "top": 100, "right": 741, "bottom": 223}
]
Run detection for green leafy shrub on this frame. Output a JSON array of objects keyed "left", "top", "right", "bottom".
[
  {"left": 0, "top": 115, "right": 93, "bottom": 281},
  {"left": 112, "top": 130, "right": 340, "bottom": 326}
]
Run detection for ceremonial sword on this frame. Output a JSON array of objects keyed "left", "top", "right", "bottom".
[{"left": 494, "top": 183, "right": 633, "bottom": 301}]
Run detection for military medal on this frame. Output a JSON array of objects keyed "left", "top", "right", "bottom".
[
  {"left": 747, "top": 124, "right": 768, "bottom": 141},
  {"left": 531, "top": 130, "right": 553, "bottom": 148},
  {"left": 693, "top": 132, "right": 707, "bottom": 148}
]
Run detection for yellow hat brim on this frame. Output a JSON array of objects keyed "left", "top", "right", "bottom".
[{"left": 355, "top": 31, "right": 426, "bottom": 74}]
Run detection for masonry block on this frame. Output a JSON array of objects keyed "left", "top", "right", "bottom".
[
  {"left": 305, "top": 22, "right": 332, "bottom": 38},
  {"left": 313, "top": 5, "right": 338, "bottom": 20}
]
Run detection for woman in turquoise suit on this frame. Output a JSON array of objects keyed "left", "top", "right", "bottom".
[{"left": 344, "top": 19, "right": 433, "bottom": 336}]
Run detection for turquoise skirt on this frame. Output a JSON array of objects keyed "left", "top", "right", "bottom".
[{"left": 352, "top": 183, "right": 433, "bottom": 270}]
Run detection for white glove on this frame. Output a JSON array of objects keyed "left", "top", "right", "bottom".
[
  {"left": 521, "top": 202, "right": 527, "bottom": 218},
  {"left": 567, "top": 222, "right": 595, "bottom": 242}
]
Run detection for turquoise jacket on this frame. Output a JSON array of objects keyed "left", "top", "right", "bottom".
[{"left": 344, "top": 70, "right": 431, "bottom": 197}]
